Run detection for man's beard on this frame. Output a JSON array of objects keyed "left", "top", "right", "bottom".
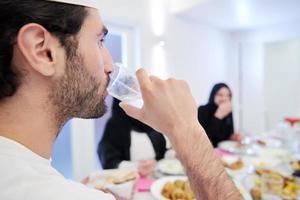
[{"left": 49, "top": 49, "right": 108, "bottom": 128}]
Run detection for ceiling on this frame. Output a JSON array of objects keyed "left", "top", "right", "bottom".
[{"left": 175, "top": 0, "right": 300, "bottom": 31}]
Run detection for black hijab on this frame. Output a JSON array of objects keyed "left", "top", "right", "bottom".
[
  {"left": 207, "top": 83, "right": 232, "bottom": 113},
  {"left": 197, "top": 83, "right": 234, "bottom": 147}
]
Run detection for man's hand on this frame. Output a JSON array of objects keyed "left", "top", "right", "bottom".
[
  {"left": 214, "top": 101, "right": 232, "bottom": 119},
  {"left": 230, "top": 133, "right": 243, "bottom": 142},
  {"left": 119, "top": 69, "right": 198, "bottom": 142},
  {"left": 138, "top": 159, "right": 156, "bottom": 177},
  {"left": 80, "top": 176, "right": 90, "bottom": 185},
  {"left": 119, "top": 69, "right": 243, "bottom": 200}
]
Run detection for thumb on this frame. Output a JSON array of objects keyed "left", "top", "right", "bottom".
[{"left": 119, "top": 102, "right": 142, "bottom": 120}]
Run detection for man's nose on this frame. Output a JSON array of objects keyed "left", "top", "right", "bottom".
[{"left": 103, "top": 47, "right": 114, "bottom": 74}]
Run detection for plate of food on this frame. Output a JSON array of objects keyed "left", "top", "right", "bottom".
[
  {"left": 250, "top": 156, "right": 282, "bottom": 169},
  {"left": 292, "top": 160, "right": 300, "bottom": 171},
  {"left": 218, "top": 140, "right": 256, "bottom": 155},
  {"left": 222, "top": 155, "right": 245, "bottom": 170},
  {"left": 86, "top": 169, "right": 138, "bottom": 200},
  {"left": 254, "top": 136, "right": 282, "bottom": 148},
  {"left": 222, "top": 155, "right": 249, "bottom": 177},
  {"left": 156, "top": 159, "right": 185, "bottom": 175},
  {"left": 150, "top": 176, "right": 195, "bottom": 200},
  {"left": 151, "top": 176, "right": 252, "bottom": 200},
  {"left": 233, "top": 180, "right": 253, "bottom": 200},
  {"left": 258, "top": 148, "right": 293, "bottom": 162},
  {"left": 218, "top": 141, "right": 241, "bottom": 152},
  {"left": 245, "top": 169, "right": 300, "bottom": 200}
]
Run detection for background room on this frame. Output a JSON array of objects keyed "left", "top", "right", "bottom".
[{"left": 51, "top": 0, "right": 300, "bottom": 182}]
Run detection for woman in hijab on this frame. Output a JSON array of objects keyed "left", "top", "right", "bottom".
[{"left": 198, "top": 83, "right": 242, "bottom": 147}]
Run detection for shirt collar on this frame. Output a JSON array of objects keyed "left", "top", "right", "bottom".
[{"left": 0, "top": 136, "right": 51, "bottom": 165}]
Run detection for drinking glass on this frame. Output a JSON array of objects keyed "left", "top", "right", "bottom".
[{"left": 107, "top": 63, "right": 143, "bottom": 108}]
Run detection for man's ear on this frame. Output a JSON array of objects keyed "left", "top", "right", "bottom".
[{"left": 17, "top": 23, "right": 59, "bottom": 77}]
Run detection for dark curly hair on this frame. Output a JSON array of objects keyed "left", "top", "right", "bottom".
[{"left": 0, "top": 0, "right": 88, "bottom": 100}]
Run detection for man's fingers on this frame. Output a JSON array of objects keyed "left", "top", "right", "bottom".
[
  {"left": 119, "top": 102, "right": 142, "bottom": 121},
  {"left": 136, "top": 69, "right": 151, "bottom": 92},
  {"left": 80, "top": 176, "right": 90, "bottom": 185}
]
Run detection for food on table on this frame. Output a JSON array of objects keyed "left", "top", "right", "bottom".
[
  {"left": 256, "top": 139, "right": 266, "bottom": 146},
  {"left": 255, "top": 169, "right": 282, "bottom": 177},
  {"left": 174, "top": 180, "right": 185, "bottom": 188},
  {"left": 223, "top": 159, "right": 244, "bottom": 170},
  {"left": 218, "top": 140, "right": 256, "bottom": 155},
  {"left": 106, "top": 170, "right": 137, "bottom": 184},
  {"left": 292, "top": 160, "right": 300, "bottom": 171},
  {"left": 250, "top": 186, "right": 262, "bottom": 200},
  {"left": 161, "top": 179, "right": 195, "bottom": 200},
  {"left": 250, "top": 169, "right": 300, "bottom": 200},
  {"left": 94, "top": 170, "right": 138, "bottom": 189},
  {"left": 282, "top": 181, "right": 300, "bottom": 199}
]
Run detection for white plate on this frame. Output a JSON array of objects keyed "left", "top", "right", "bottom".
[
  {"left": 254, "top": 136, "right": 282, "bottom": 148},
  {"left": 234, "top": 180, "right": 253, "bottom": 200},
  {"left": 250, "top": 156, "right": 282, "bottom": 168},
  {"left": 150, "top": 176, "right": 189, "bottom": 200},
  {"left": 222, "top": 155, "right": 251, "bottom": 178},
  {"left": 243, "top": 174, "right": 259, "bottom": 190},
  {"left": 150, "top": 176, "right": 252, "bottom": 200},
  {"left": 259, "top": 148, "right": 292, "bottom": 161},
  {"left": 86, "top": 170, "right": 137, "bottom": 199},
  {"left": 218, "top": 141, "right": 239, "bottom": 152},
  {"left": 218, "top": 141, "right": 251, "bottom": 154},
  {"left": 219, "top": 140, "right": 257, "bottom": 155},
  {"left": 156, "top": 159, "right": 185, "bottom": 175}
]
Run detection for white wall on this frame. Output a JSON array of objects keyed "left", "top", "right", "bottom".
[
  {"left": 264, "top": 39, "right": 300, "bottom": 129},
  {"left": 170, "top": 0, "right": 208, "bottom": 13},
  {"left": 225, "top": 38, "right": 241, "bottom": 131},
  {"left": 235, "top": 21, "right": 300, "bottom": 43},
  {"left": 71, "top": 119, "right": 96, "bottom": 180},
  {"left": 233, "top": 21, "right": 300, "bottom": 133},
  {"left": 165, "top": 16, "right": 232, "bottom": 105},
  {"left": 240, "top": 43, "right": 265, "bottom": 134}
]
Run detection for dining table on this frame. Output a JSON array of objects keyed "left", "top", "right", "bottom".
[{"left": 87, "top": 133, "right": 300, "bottom": 200}]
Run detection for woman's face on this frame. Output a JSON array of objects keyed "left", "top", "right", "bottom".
[{"left": 214, "top": 87, "right": 231, "bottom": 106}]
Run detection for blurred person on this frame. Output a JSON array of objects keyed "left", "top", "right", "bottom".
[
  {"left": 0, "top": 0, "right": 243, "bottom": 199},
  {"left": 98, "top": 98, "right": 167, "bottom": 177},
  {"left": 198, "top": 83, "right": 242, "bottom": 147}
]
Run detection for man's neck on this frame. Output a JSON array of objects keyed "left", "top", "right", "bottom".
[{"left": 0, "top": 93, "right": 60, "bottom": 159}]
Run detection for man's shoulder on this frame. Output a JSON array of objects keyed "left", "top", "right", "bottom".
[
  {"left": 46, "top": 179, "right": 116, "bottom": 200},
  {"left": 0, "top": 175, "right": 115, "bottom": 200},
  {"left": 0, "top": 157, "right": 115, "bottom": 200}
]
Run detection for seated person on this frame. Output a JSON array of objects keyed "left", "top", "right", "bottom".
[
  {"left": 197, "top": 83, "right": 242, "bottom": 147},
  {"left": 98, "top": 98, "right": 167, "bottom": 176}
]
